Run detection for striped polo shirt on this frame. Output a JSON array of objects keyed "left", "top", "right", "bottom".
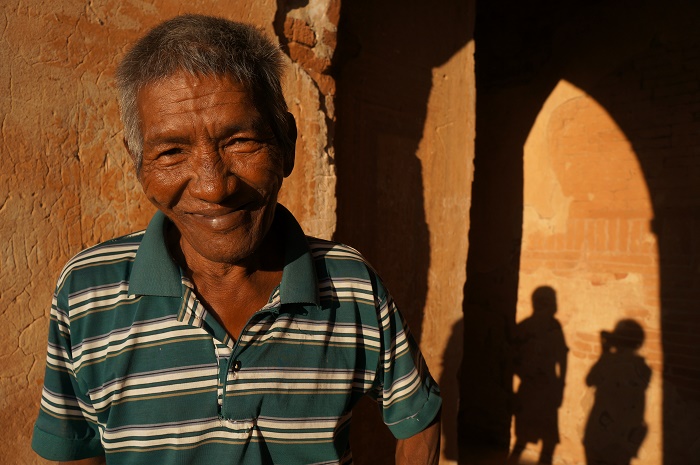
[{"left": 32, "top": 205, "right": 441, "bottom": 464}]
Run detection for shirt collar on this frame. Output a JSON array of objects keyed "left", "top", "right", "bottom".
[
  {"left": 128, "top": 205, "right": 319, "bottom": 306},
  {"left": 276, "top": 205, "right": 319, "bottom": 306},
  {"left": 128, "top": 210, "right": 181, "bottom": 297}
]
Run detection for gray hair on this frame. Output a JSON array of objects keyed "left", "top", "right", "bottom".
[{"left": 115, "top": 14, "right": 292, "bottom": 171}]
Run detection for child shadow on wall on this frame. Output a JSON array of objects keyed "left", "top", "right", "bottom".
[
  {"left": 583, "top": 319, "right": 651, "bottom": 465},
  {"left": 508, "top": 286, "right": 569, "bottom": 465}
]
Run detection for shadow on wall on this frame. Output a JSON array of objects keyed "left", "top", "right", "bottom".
[
  {"left": 464, "top": 0, "right": 700, "bottom": 464},
  {"left": 333, "top": 1, "right": 472, "bottom": 464},
  {"left": 584, "top": 320, "right": 651, "bottom": 465},
  {"left": 440, "top": 318, "right": 465, "bottom": 461},
  {"left": 508, "top": 287, "right": 568, "bottom": 465},
  {"left": 273, "top": 0, "right": 309, "bottom": 50},
  {"left": 460, "top": 269, "right": 514, "bottom": 460}
]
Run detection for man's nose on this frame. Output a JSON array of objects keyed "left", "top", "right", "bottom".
[{"left": 188, "top": 149, "right": 237, "bottom": 202}]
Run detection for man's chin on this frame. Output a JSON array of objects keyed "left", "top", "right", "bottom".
[
  {"left": 172, "top": 208, "right": 277, "bottom": 268},
  {"left": 185, "top": 235, "right": 260, "bottom": 266}
]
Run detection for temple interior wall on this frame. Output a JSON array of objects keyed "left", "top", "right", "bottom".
[{"left": 4, "top": 1, "right": 700, "bottom": 465}]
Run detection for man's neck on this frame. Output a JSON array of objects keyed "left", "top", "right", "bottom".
[{"left": 165, "top": 219, "right": 285, "bottom": 337}]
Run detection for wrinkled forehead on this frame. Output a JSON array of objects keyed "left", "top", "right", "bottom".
[
  {"left": 137, "top": 72, "right": 276, "bottom": 140},
  {"left": 136, "top": 70, "right": 274, "bottom": 124},
  {"left": 138, "top": 70, "right": 254, "bottom": 102}
]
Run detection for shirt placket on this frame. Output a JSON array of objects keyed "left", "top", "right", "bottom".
[
  {"left": 214, "top": 340, "right": 233, "bottom": 412},
  {"left": 221, "top": 304, "right": 279, "bottom": 421}
]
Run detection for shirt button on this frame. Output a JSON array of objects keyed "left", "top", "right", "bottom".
[{"left": 233, "top": 360, "right": 242, "bottom": 371}]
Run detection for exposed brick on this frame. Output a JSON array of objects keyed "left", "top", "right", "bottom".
[
  {"left": 283, "top": 16, "right": 316, "bottom": 48},
  {"left": 322, "top": 28, "right": 337, "bottom": 51},
  {"left": 325, "top": 0, "right": 340, "bottom": 26}
]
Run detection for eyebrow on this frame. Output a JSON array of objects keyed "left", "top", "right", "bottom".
[
  {"left": 143, "top": 116, "right": 273, "bottom": 150},
  {"left": 142, "top": 131, "right": 193, "bottom": 150}
]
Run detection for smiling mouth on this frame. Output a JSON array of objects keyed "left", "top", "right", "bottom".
[{"left": 186, "top": 207, "right": 251, "bottom": 232}]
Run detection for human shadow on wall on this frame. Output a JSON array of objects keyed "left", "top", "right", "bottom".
[
  {"left": 333, "top": 1, "right": 473, "bottom": 464},
  {"left": 464, "top": 1, "right": 700, "bottom": 463},
  {"left": 584, "top": 319, "right": 651, "bottom": 465},
  {"left": 507, "top": 287, "right": 568, "bottom": 465}
]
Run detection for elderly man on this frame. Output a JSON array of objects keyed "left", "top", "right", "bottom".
[{"left": 32, "top": 15, "right": 441, "bottom": 465}]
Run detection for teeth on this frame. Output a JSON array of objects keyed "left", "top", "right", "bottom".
[
  {"left": 192, "top": 209, "right": 235, "bottom": 217},
  {"left": 185, "top": 209, "right": 247, "bottom": 231}
]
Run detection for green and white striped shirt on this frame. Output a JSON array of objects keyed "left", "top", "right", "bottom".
[{"left": 32, "top": 206, "right": 441, "bottom": 464}]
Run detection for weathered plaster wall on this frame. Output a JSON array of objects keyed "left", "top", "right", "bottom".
[{"left": 0, "top": 1, "right": 336, "bottom": 463}]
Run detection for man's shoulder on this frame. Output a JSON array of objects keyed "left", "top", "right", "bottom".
[
  {"left": 304, "top": 236, "right": 388, "bottom": 301},
  {"left": 306, "top": 236, "right": 367, "bottom": 263},
  {"left": 65, "top": 229, "right": 146, "bottom": 269},
  {"left": 305, "top": 236, "right": 379, "bottom": 275},
  {"left": 56, "top": 229, "right": 147, "bottom": 291}
]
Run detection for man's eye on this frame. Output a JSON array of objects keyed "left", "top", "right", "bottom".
[
  {"left": 225, "top": 139, "right": 264, "bottom": 152},
  {"left": 160, "top": 147, "right": 182, "bottom": 156}
]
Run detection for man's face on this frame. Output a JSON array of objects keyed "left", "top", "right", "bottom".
[{"left": 135, "top": 71, "right": 292, "bottom": 267}]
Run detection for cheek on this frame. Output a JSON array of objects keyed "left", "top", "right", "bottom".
[
  {"left": 238, "top": 159, "right": 285, "bottom": 193},
  {"left": 255, "top": 173, "right": 284, "bottom": 200},
  {"left": 138, "top": 168, "right": 185, "bottom": 205}
]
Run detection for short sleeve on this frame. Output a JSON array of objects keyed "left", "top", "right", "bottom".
[
  {"left": 373, "top": 287, "right": 442, "bottom": 439},
  {"left": 32, "top": 288, "right": 104, "bottom": 460}
]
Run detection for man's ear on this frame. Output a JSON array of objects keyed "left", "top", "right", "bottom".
[{"left": 283, "top": 112, "right": 297, "bottom": 178}]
